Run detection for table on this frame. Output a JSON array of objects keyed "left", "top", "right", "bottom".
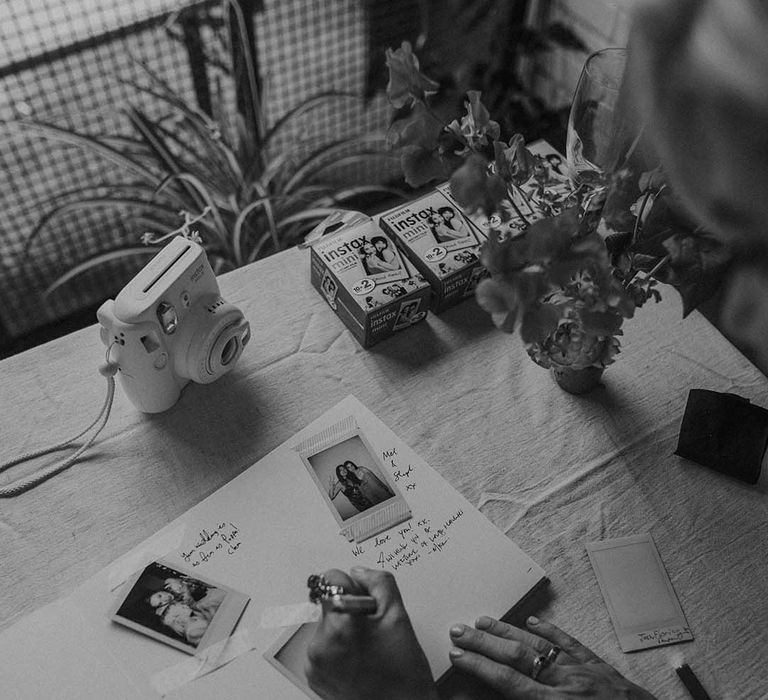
[{"left": 2, "top": 245, "right": 767, "bottom": 699}]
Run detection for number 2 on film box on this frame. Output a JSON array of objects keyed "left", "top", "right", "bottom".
[
  {"left": 378, "top": 189, "right": 488, "bottom": 313},
  {"left": 309, "top": 214, "right": 432, "bottom": 348}
]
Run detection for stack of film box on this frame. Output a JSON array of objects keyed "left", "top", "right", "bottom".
[
  {"left": 308, "top": 211, "right": 432, "bottom": 348},
  {"left": 309, "top": 141, "right": 570, "bottom": 345},
  {"left": 378, "top": 187, "right": 488, "bottom": 313},
  {"left": 380, "top": 140, "right": 572, "bottom": 314}
]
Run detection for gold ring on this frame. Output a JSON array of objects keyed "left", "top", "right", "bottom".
[{"left": 546, "top": 645, "right": 562, "bottom": 664}]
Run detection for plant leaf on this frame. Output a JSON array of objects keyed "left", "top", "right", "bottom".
[
  {"left": 156, "top": 173, "right": 233, "bottom": 255},
  {"left": 385, "top": 41, "right": 440, "bottom": 108},
  {"left": 283, "top": 136, "right": 392, "bottom": 193},
  {"left": 264, "top": 92, "right": 360, "bottom": 144},
  {"left": 519, "top": 304, "right": 562, "bottom": 345},
  {"left": 44, "top": 246, "right": 157, "bottom": 297},
  {"left": 23, "top": 197, "right": 178, "bottom": 260},
  {"left": 7, "top": 119, "right": 161, "bottom": 184}
]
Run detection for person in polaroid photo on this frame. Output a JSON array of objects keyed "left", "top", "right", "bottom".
[
  {"left": 328, "top": 463, "right": 374, "bottom": 512},
  {"left": 112, "top": 560, "right": 249, "bottom": 654},
  {"left": 343, "top": 460, "right": 394, "bottom": 504}
]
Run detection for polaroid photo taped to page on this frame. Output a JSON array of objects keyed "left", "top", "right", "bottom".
[
  {"left": 265, "top": 622, "right": 322, "bottom": 700},
  {"left": 294, "top": 416, "right": 411, "bottom": 544},
  {"left": 110, "top": 559, "right": 250, "bottom": 655}
]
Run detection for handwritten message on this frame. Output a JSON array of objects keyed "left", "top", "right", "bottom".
[
  {"left": 180, "top": 521, "right": 242, "bottom": 568},
  {"left": 635, "top": 626, "right": 693, "bottom": 646},
  {"left": 349, "top": 447, "right": 465, "bottom": 570}
]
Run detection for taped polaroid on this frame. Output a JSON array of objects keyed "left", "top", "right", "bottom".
[
  {"left": 265, "top": 622, "right": 321, "bottom": 700},
  {"left": 110, "top": 559, "right": 250, "bottom": 655},
  {"left": 309, "top": 213, "right": 431, "bottom": 347},
  {"left": 294, "top": 416, "right": 411, "bottom": 544},
  {"left": 378, "top": 189, "right": 488, "bottom": 313},
  {"left": 436, "top": 140, "right": 574, "bottom": 243}
]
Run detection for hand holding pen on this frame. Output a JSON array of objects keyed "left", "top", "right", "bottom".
[
  {"left": 305, "top": 567, "right": 439, "bottom": 700},
  {"left": 307, "top": 573, "right": 377, "bottom": 614}
]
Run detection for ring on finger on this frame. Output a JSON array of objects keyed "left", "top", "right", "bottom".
[
  {"left": 545, "top": 645, "right": 562, "bottom": 664},
  {"left": 531, "top": 654, "right": 550, "bottom": 681}
]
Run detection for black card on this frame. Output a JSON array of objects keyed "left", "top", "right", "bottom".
[{"left": 675, "top": 389, "right": 768, "bottom": 484}]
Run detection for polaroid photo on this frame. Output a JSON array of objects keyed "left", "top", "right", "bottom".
[
  {"left": 294, "top": 416, "right": 411, "bottom": 544},
  {"left": 110, "top": 559, "right": 250, "bottom": 655},
  {"left": 392, "top": 298, "right": 426, "bottom": 330},
  {"left": 264, "top": 622, "right": 321, "bottom": 699}
]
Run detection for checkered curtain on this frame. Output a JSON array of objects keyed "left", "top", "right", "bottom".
[{"left": 0, "top": 0, "right": 393, "bottom": 339}]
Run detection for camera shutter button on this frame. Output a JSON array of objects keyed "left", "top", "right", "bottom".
[{"left": 153, "top": 352, "right": 168, "bottom": 369}]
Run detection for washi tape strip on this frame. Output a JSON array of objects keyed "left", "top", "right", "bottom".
[
  {"left": 150, "top": 628, "right": 255, "bottom": 696},
  {"left": 107, "top": 525, "right": 186, "bottom": 591},
  {"left": 259, "top": 602, "right": 321, "bottom": 629}
]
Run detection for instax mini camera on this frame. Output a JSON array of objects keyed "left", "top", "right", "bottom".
[{"left": 97, "top": 237, "right": 250, "bottom": 413}]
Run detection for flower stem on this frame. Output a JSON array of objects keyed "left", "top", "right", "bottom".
[{"left": 507, "top": 185, "right": 531, "bottom": 227}]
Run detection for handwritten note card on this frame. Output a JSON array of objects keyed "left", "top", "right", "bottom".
[{"left": 587, "top": 534, "right": 693, "bottom": 652}]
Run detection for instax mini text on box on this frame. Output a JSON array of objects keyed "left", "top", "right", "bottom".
[
  {"left": 378, "top": 189, "right": 488, "bottom": 313},
  {"left": 309, "top": 216, "right": 432, "bottom": 348}
]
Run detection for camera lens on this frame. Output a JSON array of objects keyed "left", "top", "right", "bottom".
[{"left": 220, "top": 336, "right": 238, "bottom": 366}]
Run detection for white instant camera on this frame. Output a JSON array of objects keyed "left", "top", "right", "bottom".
[{"left": 97, "top": 236, "right": 250, "bottom": 413}]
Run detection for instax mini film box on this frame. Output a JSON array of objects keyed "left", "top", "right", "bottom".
[
  {"left": 378, "top": 189, "right": 488, "bottom": 313},
  {"left": 309, "top": 214, "right": 432, "bottom": 348},
  {"left": 436, "top": 140, "right": 573, "bottom": 242}
]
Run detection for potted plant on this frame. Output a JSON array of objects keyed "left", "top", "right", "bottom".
[
  {"left": 7, "top": 0, "right": 404, "bottom": 297},
  {"left": 384, "top": 42, "right": 732, "bottom": 392}
]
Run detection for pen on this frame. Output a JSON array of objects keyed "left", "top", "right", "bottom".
[
  {"left": 307, "top": 573, "right": 377, "bottom": 615},
  {"left": 674, "top": 662, "right": 713, "bottom": 700},
  {"left": 326, "top": 593, "right": 378, "bottom": 614}
]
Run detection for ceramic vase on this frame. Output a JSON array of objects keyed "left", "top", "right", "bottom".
[{"left": 550, "top": 365, "right": 604, "bottom": 395}]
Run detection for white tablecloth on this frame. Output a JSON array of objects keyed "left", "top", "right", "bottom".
[{"left": 1, "top": 246, "right": 767, "bottom": 699}]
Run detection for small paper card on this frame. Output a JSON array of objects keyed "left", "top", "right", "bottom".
[{"left": 586, "top": 534, "right": 693, "bottom": 652}]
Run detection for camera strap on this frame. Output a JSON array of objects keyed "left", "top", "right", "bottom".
[{"left": 0, "top": 349, "right": 119, "bottom": 498}]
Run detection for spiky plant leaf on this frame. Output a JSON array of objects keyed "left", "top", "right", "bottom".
[
  {"left": 7, "top": 120, "right": 161, "bottom": 184},
  {"left": 44, "top": 247, "right": 158, "bottom": 297},
  {"left": 23, "top": 197, "right": 180, "bottom": 260}
]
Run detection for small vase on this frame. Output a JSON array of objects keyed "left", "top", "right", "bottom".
[{"left": 550, "top": 365, "right": 604, "bottom": 394}]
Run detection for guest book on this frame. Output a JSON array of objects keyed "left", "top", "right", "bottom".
[{"left": 0, "top": 396, "right": 546, "bottom": 699}]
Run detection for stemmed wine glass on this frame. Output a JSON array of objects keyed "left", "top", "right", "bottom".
[{"left": 566, "top": 48, "right": 628, "bottom": 233}]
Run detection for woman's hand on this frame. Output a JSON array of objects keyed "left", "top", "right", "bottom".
[
  {"left": 449, "top": 615, "right": 657, "bottom": 699},
  {"left": 306, "top": 567, "right": 438, "bottom": 700}
]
